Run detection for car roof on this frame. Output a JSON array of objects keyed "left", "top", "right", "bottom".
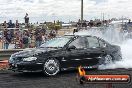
[
  {"left": 64, "top": 34, "right": 109, "bottom": 43},
  {"left": 57, "top": 35, "right": 110, "bottom": 45},
  {"left": 64, "top": 34, "right": 97, "bottom": 38}
]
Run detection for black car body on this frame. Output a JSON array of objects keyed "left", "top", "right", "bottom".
[{"left": 9, "top": 35, "right": 122, "bottom": 76}]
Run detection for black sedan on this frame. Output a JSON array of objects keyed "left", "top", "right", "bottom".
[{"left": 9, "top": 35, "right": 122, "bottom": 76}]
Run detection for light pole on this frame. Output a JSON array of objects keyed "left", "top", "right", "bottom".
[{"left": 81, "top": 0, "right": 83, "bottom": 25}]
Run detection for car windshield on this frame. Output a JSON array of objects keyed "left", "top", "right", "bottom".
[{"left": 40, "top": 37, "right": 70, "bottom": 48}]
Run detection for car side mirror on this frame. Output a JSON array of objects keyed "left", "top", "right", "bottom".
[{"left": 67, "top": 45, "right": 76, "bottom": 50}]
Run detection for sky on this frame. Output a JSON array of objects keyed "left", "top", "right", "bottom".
[{"left": 0, "top": 0, "right": 132, "bottom": 23}]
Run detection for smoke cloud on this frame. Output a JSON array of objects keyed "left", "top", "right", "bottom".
[{"left": 74, "top": 26, "right": 132, "bottom": 69}]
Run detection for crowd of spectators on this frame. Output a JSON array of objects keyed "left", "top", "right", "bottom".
[
  {"left": 76, "top": 19, "right": 110, "bottom": 28},
  {"left": 73, "top": 19, "right": 111, "bottom": 34},
  {"left": 0, "top": 13, "right": 58, "bottom": 49},
  {"left": 0, "top": 21, "right": 57, "bottom": 49},
  {"left": 0, "top": 18, "right": 112, "bottom": 49}
]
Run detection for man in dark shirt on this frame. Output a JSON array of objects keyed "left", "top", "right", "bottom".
[
  {"left": 7, "top": 20, "right": 15, "bottom": 39},
  {"left": 7, "top": 20, "right": 15, "bottom": 28},
  {"left": 24, "top": 13, "right": 29, "bottom": 28}
]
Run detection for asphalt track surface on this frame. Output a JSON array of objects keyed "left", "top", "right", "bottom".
[{"left": 0, "top": 69, "right": 132, "bottom": 88}]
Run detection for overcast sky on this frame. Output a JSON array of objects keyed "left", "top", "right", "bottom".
[{"left": 0, "top": 0, "right": 131, "bottom": 23}]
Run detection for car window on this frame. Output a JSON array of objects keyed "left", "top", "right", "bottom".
[
  {"left": 40, "top": 37, "right": 70, "bottom": 48},
  {"left": 69, "top": 37, "right": 87, "bottom": 49},
  {"left": 86, "top": 37, "right": 100, "bottom": 48}
]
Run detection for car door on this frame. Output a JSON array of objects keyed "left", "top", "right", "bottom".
[
  {"left": 62, "top": 37, "right": 87, "bottom": 68},
  {"left": 83, "top": 36, "right": 105, "bottom": 66}
]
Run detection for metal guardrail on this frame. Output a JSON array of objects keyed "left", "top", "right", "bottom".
[
  {"left": 0, "top": 49, "right": 23, "bottom": 56},
  {"left": 0, "top": 28, "right": 21, "bottom": 30}
]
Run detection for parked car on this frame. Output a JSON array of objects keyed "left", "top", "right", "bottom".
[{"left": 9, "top": 35, "right": 122, "bottom": 76}]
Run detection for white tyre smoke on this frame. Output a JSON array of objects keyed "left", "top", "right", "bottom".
[{"left": 72, "top": 26, "right": 132, "bottom": 69}]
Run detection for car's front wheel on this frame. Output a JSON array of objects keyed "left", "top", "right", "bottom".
[{"left": 43, "top": 58, "right": 60, "bottom": 76}]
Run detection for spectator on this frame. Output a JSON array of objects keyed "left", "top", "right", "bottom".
[
  {"left": 24, "top": 13, "right": 29, "bottom": 28},
  {"left": 88, "top": 20, "right": 94, "bottom": 27},
  {"left": 2, "top": 21, "right": 7, "bottom": 28},
  {"left": 77, "top": 19, "right": 81, "bottom": 29},
  {"left": 7, "top": 20, "right": 15, "bottom": 28},
  {"left": 42, "top": 26, "right": 46, "bottom": 34},
  {"left": 34, "top": 28, "right": 42, "bottom": 48},
  {"left": 96, "top": 20, "right": 102, "bottom": 27},
  {"left": 82, "top": 20, "right": 87, "bottom": 29},
  {"left": 3, "top": 29, "right": 12, "bottom": 49},
  {"left": 15, "top": 20, "right": 19, "bottom": 29},
  {"left": 22, "top": 31, "right": 29, "bottom": 48},
  {"left": 15, "top": 20, "right": 20, "bottom": 42},
  {"left": 73, "top": 29, "right": 78, "bottom": 34},
  {"left": 49, "top": 29, "right": 56, "bottom": 38},
  {"left": 42, "top": 33, "right": 48, "bottom": 43},
  {"left": 7, "top": 20, "right": 15, "bottom": 38},
  {"left": 128, "top": 19, "right": 131, "bottom": 24}
]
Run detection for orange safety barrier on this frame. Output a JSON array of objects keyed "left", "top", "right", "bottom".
[{"left": 0, "top": 60, "right": 9, "bottom": 70}]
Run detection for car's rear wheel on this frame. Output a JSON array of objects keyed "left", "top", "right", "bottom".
[
  {"left": 98, "top": 54, "right": 113, "bottom": 69},
  {"left": 99, "top": 54, "right": 113, "bottom": 66},
  {"left": 104, "top": 55, "right": 113, "bottom": 64},
  {"left": 43, "top": 58, "right": 60, "bottom": 76}
]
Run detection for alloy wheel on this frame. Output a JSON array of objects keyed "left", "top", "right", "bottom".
[
  {"left": 43, "top": 58, "right": 60, "bottom": 76},
  {"left": 104, "top": 55, "right": 113, "bottom": 64}
]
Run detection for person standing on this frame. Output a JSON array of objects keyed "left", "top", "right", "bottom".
[
  {"left": 22, "top": 31, "right": 29, "bottom": 48},
  {"left": 88, "top": 20, "right": 94, "bottom": 27},
  {"left": 2, "top": 21, "right": 7, "bottom": 28},
  {"left": 77, "top": 19, "right": 81, "bottom": 30},
  {"left": 7, "top": 20, "right": 15, "bottom": 28},
  {"left": 3, "top": 29, "right": 12, "bottom": 49},
  {"left": 15, "top": 20, "right": 19, "bottom": 29},
  {"left": 24, "top": 13, "right": 29, "bottom": 28},
  {"left": 15, "top": 20, "right": 20, "bottom": 39},
  {"left": 49, "top": 29, "right": 56, "bottom": 38},
  {"left": 34, "top": 28, "right": 42, "bottom": 48},
  {"left": 7, "top": 20, "right": 15, "bottom": 39}
]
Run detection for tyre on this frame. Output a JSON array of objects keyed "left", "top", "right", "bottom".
[
  {"left": 98, "top": 54, "right": 113, "bottom": 69},
  {"left": 104, "top": 55, "right": 113, "bottom": 64},
  {"left": 99, "top": 54, "right": 113, "bottom": 65},
  {"left": 43, "top": 58, "right": 60, "bottom": 76}
]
